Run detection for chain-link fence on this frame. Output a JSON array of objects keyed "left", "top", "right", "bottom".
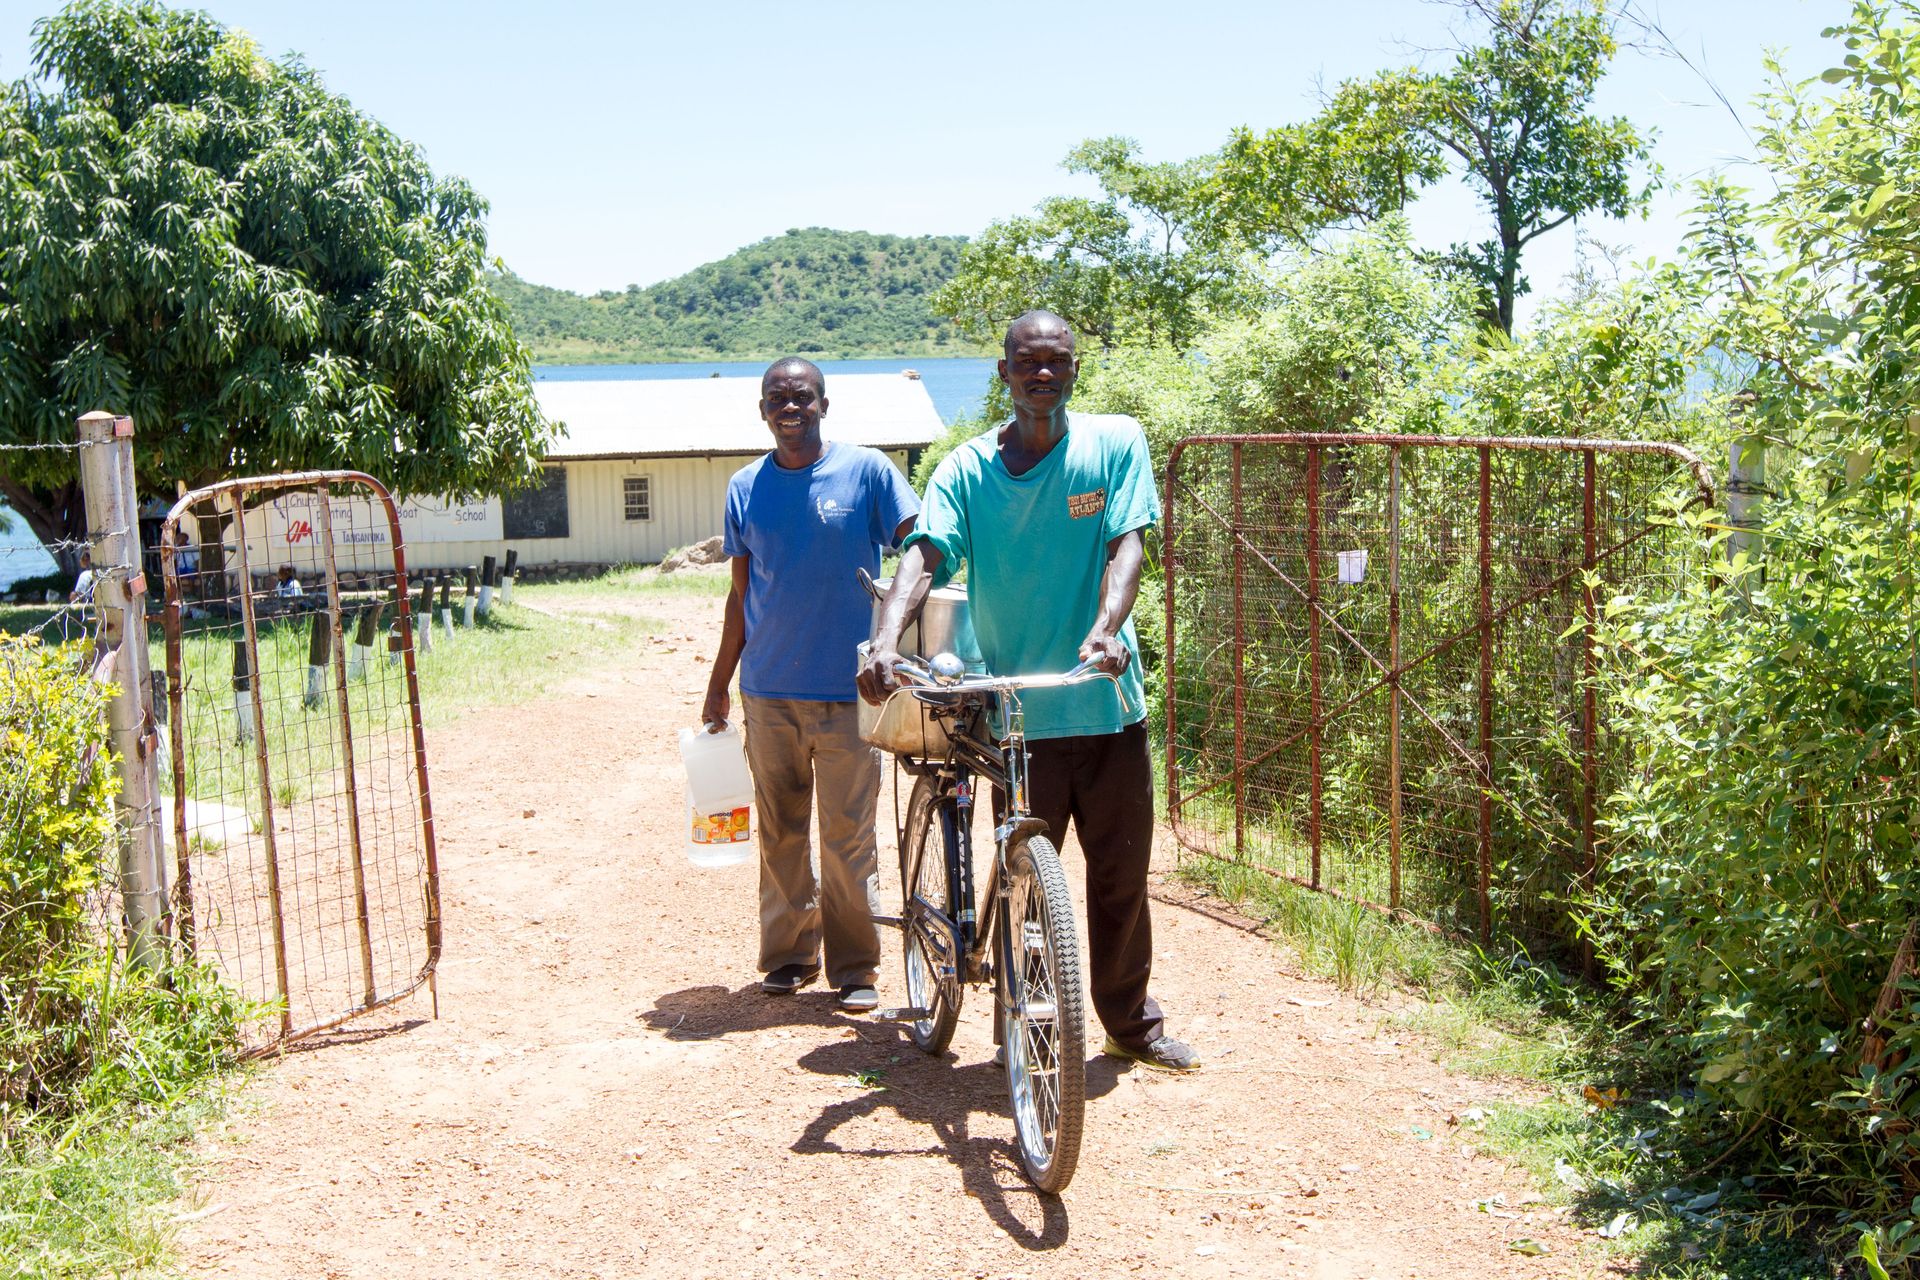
[
  {"left": 162, "top": 473, "right": 440, "bottom": 1053},
  {"left": 1162, "top": 433, "right": 1713, "bottom": 952}
]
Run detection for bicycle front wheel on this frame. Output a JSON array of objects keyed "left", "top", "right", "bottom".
[
  {"left": 999, "top": 834, "right": 1086, "bottom": 1193},
  {"left": 899, "top": 773, "right": 962, "bottom": 1054}
]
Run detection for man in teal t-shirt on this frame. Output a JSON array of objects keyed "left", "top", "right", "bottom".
[{"left": 859, "top": 311, "right": 1197, "bottom": 1072}]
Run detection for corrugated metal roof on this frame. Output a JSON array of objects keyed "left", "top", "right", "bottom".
[{"left": 534, "top": 374, "right": 944, "bottom": 460}]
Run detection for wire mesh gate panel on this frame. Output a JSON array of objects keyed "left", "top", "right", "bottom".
[
  {"left": 1162, "top": 434, "right": 1712, "bottom": 949},
  {"left": 161, "top": 472, "right": 440, "bottom": 1054}
]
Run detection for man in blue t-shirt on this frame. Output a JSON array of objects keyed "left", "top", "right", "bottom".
[
  {"left": 704, "top": 358, "right": 920, "bottom": 1011},
  {"left": 859, "top": 311, "right": 1198, "bottom": 1072}
]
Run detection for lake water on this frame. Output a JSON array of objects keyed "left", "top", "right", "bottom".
[
  {"left": 0, "top": 358, "right": 999, "bottom": 590},
  {"left": 535, "top": 356, "right": 997, "bottom": 425},
  {"left": 0, "top": 514, "right": 57, "bottom": 592}
]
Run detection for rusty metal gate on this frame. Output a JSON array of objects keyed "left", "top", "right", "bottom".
[
  {"left": 160, "top": 472, "right": 440, "bottom": 1053},
  {"left": 1162, "top": 434, "right": 1712, "bottom": 948}
]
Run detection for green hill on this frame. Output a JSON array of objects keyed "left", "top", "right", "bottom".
[{"left": 493, "top": 228, "right": 989, "bottom": 364}]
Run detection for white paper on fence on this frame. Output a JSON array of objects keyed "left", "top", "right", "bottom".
[{"left": 1337, "top": 549, "right": 1370, "bottom": 584}]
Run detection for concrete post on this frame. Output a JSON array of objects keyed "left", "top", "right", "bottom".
[
  {"left": 1727, "top": 437, "right": 1767, "bottom": 571},
  {"left": 76, "top": 411, "right": 168, "bottom": 965}
]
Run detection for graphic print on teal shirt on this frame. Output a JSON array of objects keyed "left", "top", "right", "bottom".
[
  {"left": 725, "top": 441, "right": 920, "bottom": 701},
  {"left": 906, "top": 413, "right": 1158, "bottom": 739}
]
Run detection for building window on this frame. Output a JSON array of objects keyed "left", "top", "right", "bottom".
[{"left": 623, "top": 475, "right": 652, "bottom": 522}]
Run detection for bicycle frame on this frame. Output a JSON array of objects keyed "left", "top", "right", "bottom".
[
  {"left": 881, "top": 656, "right": 1131, "bottom": 997},
  {"left": 896, "top": 688, "right": 1030, "bottom": 991}
]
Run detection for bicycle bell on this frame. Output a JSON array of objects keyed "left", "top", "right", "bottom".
[{"left": 929, "top": 652, "right": 966, "bottom": 685}]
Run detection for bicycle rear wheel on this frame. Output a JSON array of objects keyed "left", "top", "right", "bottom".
[
  {"left": 899, "top": 773, "right": 961, "bottom": 1054},
  {"left": 999, "top": 835, "right": 1085, "bottom": 1193}
]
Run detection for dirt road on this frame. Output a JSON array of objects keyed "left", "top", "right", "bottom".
[{"left": 177, "top": 588, "right": 1598, "bottom": 1279}]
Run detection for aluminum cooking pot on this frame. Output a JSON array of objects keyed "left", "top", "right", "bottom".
[
  {"left": 860, "top": 572, "right": 983, "bottom": 669},
  {"left": 855, "top": 572, "right": 985, "bottom": 756}
]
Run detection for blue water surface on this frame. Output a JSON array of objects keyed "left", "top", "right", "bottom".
[
  {"left": 535, "top": 356, "right": 997, "bottom": 425},
  {"left": 0, "top": 512, "right": 57, "bottom": 592}
]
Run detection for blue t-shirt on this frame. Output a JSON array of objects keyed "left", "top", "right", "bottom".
[
  {"left": 725, "top": 441, "right": 920, "bottom": 702},
  {"left": 907, "top": 412, "right": 1158, "bottom": 740}
]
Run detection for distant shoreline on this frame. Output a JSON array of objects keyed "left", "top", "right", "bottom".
[{"left": 525, "top": 342, "right": 996, "bottom": 367}]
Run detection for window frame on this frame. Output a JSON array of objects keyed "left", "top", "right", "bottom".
[{"left": 622, "top": 473, "right": 653, "bottom": 523}]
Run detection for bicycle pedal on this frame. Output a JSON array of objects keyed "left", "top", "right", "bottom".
[{"left": 874, "top": 1006, "right": 932, "bottom": 1023}]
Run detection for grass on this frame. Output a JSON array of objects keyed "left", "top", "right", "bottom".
[
  {"left": 0, "top": 1082, "right": 235, "bottom": 1279},
  {"left": 1176, "top": 851, "right": 1838, "bottom": 1279}
]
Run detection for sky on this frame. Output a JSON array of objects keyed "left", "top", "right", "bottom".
[{"left": 0, "top": 0, "right": 1842, "bottom": 320}]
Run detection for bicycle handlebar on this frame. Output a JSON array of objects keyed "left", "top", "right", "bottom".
[{"left": 889, "top": 653, "right": 1138, "bottom": 720}]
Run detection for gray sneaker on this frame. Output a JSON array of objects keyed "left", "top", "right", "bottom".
[
  {"left": 836, "top": 985, "right": 879, "bottom": 1012},
  {"left": 1102, "top": 1034, "right": 1201, "bottom": 1072}
]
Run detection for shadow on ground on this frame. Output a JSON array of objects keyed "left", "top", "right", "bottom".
[
  {"left": 268, "top": 1016, "right": 432, "bottom": 1057},
  {"left": 638, "top": 982, "right": 857, "bottom": 1040},
  {"left": 789, "top": 1032, "right": 1128, "bottom": 1251}
]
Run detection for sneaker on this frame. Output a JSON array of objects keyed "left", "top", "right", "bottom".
[
  {"left": 760, "top": 963, "right": 820, "bottom": 995},
  {"left": 1102, "top": 1033, "right": 1201, "bottom": 1072},
  {"left": 836, "top": 985, "right": 879, "bottom": 1012}
]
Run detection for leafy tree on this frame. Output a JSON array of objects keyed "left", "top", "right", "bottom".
[
  {"left": 0, "top": 0, "right": 553, "bottom": 559},
  {"left": 932, "top": 137, "right": 1254, "bottom": 353},
  {"left": 1212, "top": 0, "right": 1656, "bottom": 334},
  {"left": 1210, "top": 72, "right": 1447, "bottom": 248}
]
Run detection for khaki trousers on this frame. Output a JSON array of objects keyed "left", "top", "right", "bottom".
[{"left": 741, "top": 696, "right": 882, "bottom": 988}]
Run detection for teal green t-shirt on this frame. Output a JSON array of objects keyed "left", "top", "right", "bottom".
[{"left": 906, "top": 412, "right": 1158, "bottom": 740}]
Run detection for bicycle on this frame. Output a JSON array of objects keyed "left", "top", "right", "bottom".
[{"left": 871, "top": 650, "right": 1133, "bottom": 1194}]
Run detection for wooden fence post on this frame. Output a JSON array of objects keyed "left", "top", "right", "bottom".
[{"left": 75, "top": 411, "right": 168, "bottom": 967}]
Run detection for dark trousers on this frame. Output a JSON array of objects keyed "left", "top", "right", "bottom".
[{"left": 998, "top": 722, "right": 1164, "bottom": 1047}]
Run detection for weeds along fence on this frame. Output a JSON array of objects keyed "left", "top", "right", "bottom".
[
  {"left": 1160, "top": 434, "right": 1714, "bottom": 953},
  {"left": 1, "top": 416, "right": 170, "bottom": 967},
  {"left": 161, "top": 473, "right": 441, "bottom": 1054}
]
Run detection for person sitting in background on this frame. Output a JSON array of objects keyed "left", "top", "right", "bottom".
[
  {"left": 68, "top": 550, "right": 96, "bottom": 606},
  {"left": 174, "top": 528, "right": 199, "bottom": 594},
  {"left": 274, "top": 565, "right": 303, "bottom": 599}
]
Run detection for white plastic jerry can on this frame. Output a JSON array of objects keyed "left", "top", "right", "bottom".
[{"left": 678, "top": 724, "right": 754, "bottom": 867}]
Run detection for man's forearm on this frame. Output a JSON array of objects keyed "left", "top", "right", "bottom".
[
  {"left": 708, "top": 586, "right": 746, "bottom": 692},
  {"left": 1091, "top": 530, "right": 1145, "bottom": 639},
  {"left": 871, "top": 540, "right": 940, "bottom": 650}
]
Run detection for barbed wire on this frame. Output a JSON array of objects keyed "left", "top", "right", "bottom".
[
  {"left": 1, "top": 530, "right": 132, "bottom": 557},
  {"left": 0, "top": 439, "right": 107, "bottom": 453}
]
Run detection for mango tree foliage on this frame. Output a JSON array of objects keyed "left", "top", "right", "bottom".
[
  {"left": 1584, "top": 3, "right": 1920, "bottom": 1254},
  {"left": 0, "top": 1, "right": 554, "bottom": 554},
  {"left": 1213, "top": 0, "right": 1654, "bottom": 334},
  {"left": 931, "top": 137, "right": 1254, "bottom": 354}
]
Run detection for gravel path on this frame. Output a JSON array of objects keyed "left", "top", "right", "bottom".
[{"left": 176, "top": 590, "right": 1601, "bottom": 1279}]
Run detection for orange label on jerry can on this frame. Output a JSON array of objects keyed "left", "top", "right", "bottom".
[{"left": 691, "top": 806, "right": 751, "bottom": 845}]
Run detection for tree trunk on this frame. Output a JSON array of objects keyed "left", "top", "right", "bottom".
[
  {"left": 0, "top": 475, "right": 85, "bottom": 575},
  {"left": 1496, "top": 226, "right": 1521, "bottom": 337}
]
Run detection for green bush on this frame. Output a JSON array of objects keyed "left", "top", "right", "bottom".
[
  {"left": 1581, "top": 5, "right": 1920, "bottom": 1265},
  {"left": 0, "top": 636, "right": 240, "bottom": 1135}
]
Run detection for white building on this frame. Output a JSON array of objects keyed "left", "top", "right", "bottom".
[{"left": 229, "top": 373, "right": 944, "bottom": 578}]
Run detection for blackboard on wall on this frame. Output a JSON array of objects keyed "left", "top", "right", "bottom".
[{"left": 503, "top": 467, "right": 569, "bottom": 540}]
